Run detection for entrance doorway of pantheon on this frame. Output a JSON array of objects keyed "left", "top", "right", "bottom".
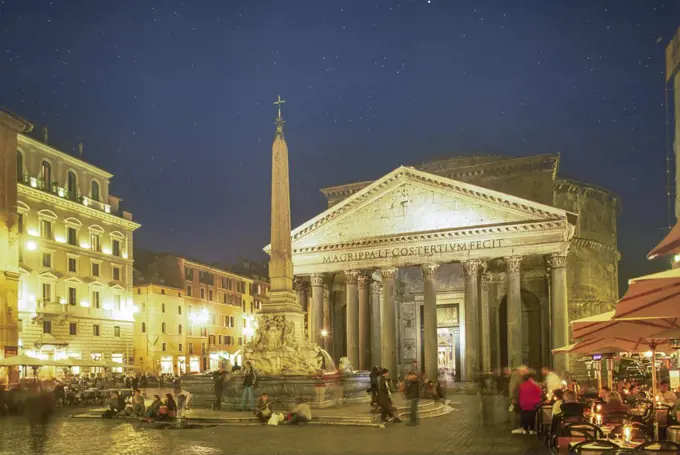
[{"left": 498, "top": 290, "right": 543, "bottom": 370}]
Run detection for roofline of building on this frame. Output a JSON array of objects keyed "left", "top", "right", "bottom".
[{"left": 19, "top": 134, "right": 114, "bottom": 179}]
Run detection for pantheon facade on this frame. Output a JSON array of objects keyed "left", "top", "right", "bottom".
[{"left": 277, "top": 154, "right": 619, "bottom": 381}]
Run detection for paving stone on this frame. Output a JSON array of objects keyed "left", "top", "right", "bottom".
[{"left": 0, "top": 394, "right": 548, "bottom": 455}]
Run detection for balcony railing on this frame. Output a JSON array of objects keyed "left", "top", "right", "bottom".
[{"left": 19, "top": 174, "right": 119, "bottom": 216}]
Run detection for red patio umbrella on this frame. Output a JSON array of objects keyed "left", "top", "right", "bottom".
[{"left": 613, "top": 269, "right": 680, "bottom": 320}]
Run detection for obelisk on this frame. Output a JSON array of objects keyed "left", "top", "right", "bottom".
[{"left": 264, "top": 96, "right": 306, "bottom": 340}]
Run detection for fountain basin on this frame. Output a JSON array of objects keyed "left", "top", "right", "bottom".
[{"left": 182, "top": 372, "right": 370, "bottom": 411}]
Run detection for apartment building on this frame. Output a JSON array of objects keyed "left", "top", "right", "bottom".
[
  {"left": 16, "top": 134, "right": 140, "bottom": 372},
  {"left": 134, "top": 251, "right": 268, "bottom": 373}
]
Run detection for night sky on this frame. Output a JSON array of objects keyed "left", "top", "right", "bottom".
[{"left": 1, "top": 0, "right": 678, "bottom": 290}]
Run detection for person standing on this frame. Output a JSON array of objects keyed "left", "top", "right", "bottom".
[
  {"left": 212, "top": 368, "right": 226, "bottom": 410},
  {"left": 377, "top": 368, "right": 402, "bottom": 423},
  {"left": 404, "top": 372, "right": 420, "bottom": 426},
  {"left": 509, "top": 365, "right": 528, "bottom": 434},
  {"left": 518, "top": 372, "right": 542, "bottom": 435},
  {"left": 238, "top": 361, "right": 257, "bottom": 411},
  {"left": 541, "top": 367, "right": 561, "bottom": 398}
]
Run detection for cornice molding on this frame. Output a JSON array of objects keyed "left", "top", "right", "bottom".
[
  {"left": 554, "top": 178, "right": 622, "bottom": 213},
  {"left": 570, "top": 236, "right": 620, "bottom": 257},
  {"left": 19, "top": 185, "right": 140, "bottom": 231},
  {"left": 19, "top": 134, "right": 113, "bottom": 179},
  {"left": 292, "top": 219, "right": 568, "bottom": 254},
  {"left": 288, "top": 167, "right": 570, "bottom": 248}
]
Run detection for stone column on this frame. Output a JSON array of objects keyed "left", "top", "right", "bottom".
[
  {"left": 505, "top": 257, "right": 523, "bottom": 368},
  {"left": 548, "top": 253, "right": 569, "bottom": 374},
  {"left": 0, "top": 110, "right": 32, "bottom": 359},
  {"left": 358, "top": 274, "right": 371, "bottom": 370},
  {"left": 463, "top": 260, "right": 481, "bottom": 381},
  {"left": 345, "top": 270, "right": 360, "bottom": 369},
  {"left": 480, "top": 267, "right": 492, "bottom": 374},
  {"left": 370, "top": 281, "right": 382, "bottom": 367},
  {"left": 310, "top": 273, "right": 325, "bottom": 346},
  {"left": 421, "top": 263, "right": 440, "bottom": 383},
  {"left": 294, "top": 277, "right": 307, "bottom": 312},
  {"left": 380, "top": 268, "right": 398, "bottom": 377}
]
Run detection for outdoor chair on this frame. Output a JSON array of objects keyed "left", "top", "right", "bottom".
[
  {"left": 550, "top": 415, "right": 589, "bottom": 453},
  {"left": 634, "top": 440, "right": 680, "bottom": 454},
  {"left": 537, "top": 403, "right": 553, "bottom": 441},
  {"left": 564, "top": 422, "right": 606, "bottom": 440},
  {"left": 572, "top": 439, "right": 619, "bottom": 455}
]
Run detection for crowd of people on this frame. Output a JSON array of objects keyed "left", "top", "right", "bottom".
[{"left": 502, "top": 364, "right": 680, "bottom": 436}]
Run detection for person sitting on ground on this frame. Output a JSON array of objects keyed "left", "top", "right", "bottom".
[
  {"left": 143, "top": 394, "right": 162, "bottom": 421},
  {"left": 286, "top": 397, "right": 312, "bottom": 425},
  {"left": 126, "top": 389, "right": 145, "bottom": 417},
  {"left": 560, "top": 390, "right": 586, "bottom": 418},
  {"left": 254, "top": 393, "right": 272, "bottom": 423},
  {"left": 165, "top": 393, "right": 178, "bottom": 419}
]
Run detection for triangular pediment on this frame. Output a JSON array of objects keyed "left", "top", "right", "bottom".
[{"left": 266, "top": 166, "right": 573, "bottom": 252}]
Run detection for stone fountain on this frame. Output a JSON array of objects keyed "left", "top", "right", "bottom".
[{"left": 183, "top": 97, "right": 369, "bottom": 410}]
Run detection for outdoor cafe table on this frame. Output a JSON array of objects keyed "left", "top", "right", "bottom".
[
  {"left": 557, "top": 436, "right": 645, "bottom": 453},
  {"left": 558, "top": 425, "right": 641, "bottom": 453}
]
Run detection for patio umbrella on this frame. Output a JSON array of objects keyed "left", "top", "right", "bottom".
[
  {"left": 0, "top": 354, "right": 65, "bottom": 367},
  {"left": 612, "top": 268, "right": 680, "bottom": 320},
  {"left": 553, "top": 338, "right": 670, "bottom": 389},
  {"left": 648, "top": 220, "right": 680, "bottom": 259},
  {"left": 571, "top": 313, "right": 678, "bottom": 396}
]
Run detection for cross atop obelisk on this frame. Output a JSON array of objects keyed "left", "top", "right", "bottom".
[{"left": 266, "top": 95, "right": 301, "bottom": 316}]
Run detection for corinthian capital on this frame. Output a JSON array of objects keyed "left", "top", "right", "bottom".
[
  {"left": 293, "top": 277, "right": 305, "bottom": 292},
  {"left": 311, "top": 273, "right": 325, "bottom": 287},
  {"left": 421, "top": 263, "right": 440, "bottom": 278},
  {"left": 504, "top": 256, "right": 522, "bottom": 274},
  {"left": 480, "top": 271, "right": 492, "bottom": 291},
  {"left": 344, "top": 270, "right": 360, "bottom": 285},
  {"left": 379, "top": 267, "right": 397, "bottom": 281},
  {"left": 370, "top": 281, "right": 382, "bottom": 293},
  {"left": 547, "top": 252, "right": 568, "bottom": 269},
  {"left": 463, "top": 260, "right": 481, "bottom": 278},
  {"left": 358, "top": 273, "right": 371, "bottom": 290}
]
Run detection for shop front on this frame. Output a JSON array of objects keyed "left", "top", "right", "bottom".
[
  {"left": 189, "top": 356, "right": 201, "bottom": 373},
  {"left": 160, "top": 356, "right": 174, "bottom": 374},
  {"left": 177, "top": 357, "right": 186, "bottom": 375}
]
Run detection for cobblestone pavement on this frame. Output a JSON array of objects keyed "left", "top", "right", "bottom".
[{"left": 0, "top": 394, "right": 548, "bottom": 455}]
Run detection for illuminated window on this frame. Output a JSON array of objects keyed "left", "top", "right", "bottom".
[
  {"left": 90, "top": 180, "right": 100, "bottom": 201},
  {"left": 90, "top": 233, "right": 101, "bottom": 252},
  {"left": 41, "top": 160, "right": 51, "bottom": 188},
  {"left": 67, "top": 227, "right": 78, "bottom": 246},
  {"left": 112, "top": 239, "right": 121, "bottom": 257},
  {"left": 41, "top": 219, "right": 53, "bottom": 240}
]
